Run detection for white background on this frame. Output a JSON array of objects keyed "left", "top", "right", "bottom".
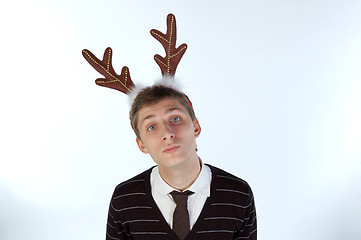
[{"left": 1, "top": 0, "right": 361, "bottom": 239}]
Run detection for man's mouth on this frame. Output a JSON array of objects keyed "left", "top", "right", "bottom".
[{"left": 163, "top": 144, "right": 179, "bottom": 154}]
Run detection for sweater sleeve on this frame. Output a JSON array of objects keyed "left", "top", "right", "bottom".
[
  {"left": 105, "top": 197, "right": 131, "bottom": 240},
  {"left": 234, "top": 186, "right": 257, "bottom": 240}
]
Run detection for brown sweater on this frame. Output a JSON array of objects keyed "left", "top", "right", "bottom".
[{"left": 106, "top": 164, "right": 257, "bottom": 240}]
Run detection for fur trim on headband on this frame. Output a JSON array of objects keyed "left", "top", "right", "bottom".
[
  {"left": 127, "top": 83, "right": 146, "bottom": 106},
  {"left": 153, "top": 76, "right": 183, "bottom": 92},
  {"left": 127, "top": 76, "right": 184, "bottom": 106}
]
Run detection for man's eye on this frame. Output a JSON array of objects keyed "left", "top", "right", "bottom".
[
  {"left": 147, "top": 125, "right": 156, "bottom": 131},
  {"left": 172, "top": 117, "right": 180, "bottom": 122}
]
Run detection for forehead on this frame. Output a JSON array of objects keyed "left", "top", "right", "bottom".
[{"left": 138, "top": 98, "right": 187, "bottom": 118}]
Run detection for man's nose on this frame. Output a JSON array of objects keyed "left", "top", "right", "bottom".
[{"left": 162, "top": 123, "right": 175, "bottom": 140}]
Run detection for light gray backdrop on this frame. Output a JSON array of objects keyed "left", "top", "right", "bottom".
[{"left": 1, "top": 0, "right": 360, "bottom": 239}]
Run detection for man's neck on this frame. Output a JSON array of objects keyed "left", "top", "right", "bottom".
[{"left": 158, "top": 156, "right": 201, "bottom": 191}]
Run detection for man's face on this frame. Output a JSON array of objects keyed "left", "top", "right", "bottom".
[{"left": 136, "top": 98, "right": 201, "bottom": 171}]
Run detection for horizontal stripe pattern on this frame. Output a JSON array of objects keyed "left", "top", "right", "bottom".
[{"left": 106, "top": 165, "right": 257, "bottom": 240}]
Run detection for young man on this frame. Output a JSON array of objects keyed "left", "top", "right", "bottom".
[
  {"left": 82, "top": 14, "right": 257, "bottom": 240},
  {"left": 104, "top": 86, "right": 257, "bottom": 240}
]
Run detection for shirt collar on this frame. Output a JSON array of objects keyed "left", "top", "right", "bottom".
[
  {"left": 187, "top": 161, "right": 211, "bottom": 197},
  {"left": 152, "top": 167, "right": 175, "bottom": 197},
  {"left": 151, "top": 161, "right": 211, "bottom": 197}
]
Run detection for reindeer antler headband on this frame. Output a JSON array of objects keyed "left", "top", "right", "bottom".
[{"left": 82, "top": 13, "right": 187, "bottom": 100}]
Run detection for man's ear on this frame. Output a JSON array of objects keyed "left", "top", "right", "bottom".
[
  {"left": 136, "top": 138, "right": 149, "bottom": 154},
  {"left": 193, "top": 119, "right": 201, "bottom": 138}
]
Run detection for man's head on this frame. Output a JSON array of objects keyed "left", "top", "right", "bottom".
[
  {"left": 131, "top": 87, "right": 201, "bottom": 172},
  {"left": 130, "top": 85, "right": 196, "bottom": 140}
]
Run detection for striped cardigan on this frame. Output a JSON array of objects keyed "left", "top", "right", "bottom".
[{"left": 106, "top": 164, "right": 257, "bottom": 240}]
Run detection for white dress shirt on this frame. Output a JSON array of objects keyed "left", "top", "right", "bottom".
[{"left": 150, "top": 162, "right": 212, "bottom": 229}]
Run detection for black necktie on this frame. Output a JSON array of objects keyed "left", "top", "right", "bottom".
[{"left": 170, "top": 190, "right": 194, "bottom": 240}]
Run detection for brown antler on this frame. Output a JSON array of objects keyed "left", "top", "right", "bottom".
[
  {"left": 151, "top": 13, "right": 187, "bottom": 76},
  {"left": 82, "top": 47, "right": 135, "bottom": 94}
]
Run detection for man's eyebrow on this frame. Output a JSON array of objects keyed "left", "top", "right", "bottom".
[
  {"left": 146, "top": 107, "right": 183, "bottom": 118},
  {"left": 140, "top": 107, "right": 185, "bottom": 125},
  {"left": 141, "top": 114, "right": 155, "bottom": 123},
  {"left": 166, "top": 107, "right": 183, "bottom": 113}
]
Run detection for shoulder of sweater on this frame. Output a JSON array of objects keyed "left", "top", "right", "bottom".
[
  {"left": 112, "top": 166, "right": 155, "bottom": 193},
  {"left": 205, "top": 164, "right": 253, "bottom": 194}
]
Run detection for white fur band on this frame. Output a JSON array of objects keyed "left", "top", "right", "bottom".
[{"left": 127, "top": 76, "right": 184, "bottom": 106}]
